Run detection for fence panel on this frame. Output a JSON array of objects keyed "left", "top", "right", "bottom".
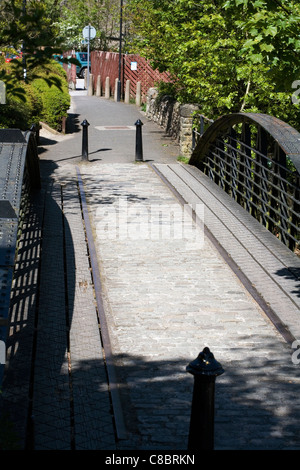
[{"left": 91, "top": 51, "right": 171, "bottom": 101}]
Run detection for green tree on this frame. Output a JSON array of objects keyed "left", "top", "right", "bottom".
[
  {"left": 225, "top": 0, "right": 300, "bottom": 87},
  {"left": 0, "top": 0, "right": 71, "bottom": 130},
  {"left": 0, "top": 0, "right": 70, "bottom": 85},
  {"left": 55, "top": 0, "right": 122, "bottom": 51},
  {"left": 126, "top": 0, "right": 300, "bottom": 128}
]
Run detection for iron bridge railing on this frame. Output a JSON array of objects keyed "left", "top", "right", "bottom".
[
  {"left": 0, "top": 128, "right": 40, "bottom": 384},
  {"left": 190, "top": 113, "right": 300, "bottom": 253}
]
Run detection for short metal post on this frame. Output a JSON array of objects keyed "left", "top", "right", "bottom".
[
  {"left": 135, "top": 119, "right": 143, "bottom": 162},
  {"left": 81, "top": 119, "right": 90, "bottom": 161},
  {"left": 187, "top": 347, "right": 224, "bottom": 451}
]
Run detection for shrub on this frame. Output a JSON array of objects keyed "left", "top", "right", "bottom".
[
  {"left": 30, "top": 60, "right": 70, "bottom": 132},
  {"left": 0, "top": 98, "right": 31, "bottom": 129},
  {"left": 0, "top": 59, "right": 70, "bottom": 131},
  {"left": 31, "top": 77, "right": 70, "bottom": 131},
  {"left": 0, "top": 81, "right": 43, "bottom": 131}
]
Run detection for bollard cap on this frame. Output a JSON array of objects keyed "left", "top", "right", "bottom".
[
  {"left": 135, "top": 119, "right": 143, "bottom": 126},
  {"left": 81, "top": 119, "right": 90, "bottom": 127},
  {"left": 186, "top": 347, "right": 224, "bottom": 377}
]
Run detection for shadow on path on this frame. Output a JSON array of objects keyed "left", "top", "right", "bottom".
[{"left": 0, "top": 160, "right": 76, "bottom": 450}]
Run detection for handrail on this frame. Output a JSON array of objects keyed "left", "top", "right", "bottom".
[{"left": 191, "top": 114, "right": 214, "bottom": 151}]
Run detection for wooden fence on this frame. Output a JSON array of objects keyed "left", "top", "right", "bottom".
[
  {"left": 91, "top": 51, "right": 171, "bottom": 102},
  {"left": 91, "top": 51, "right": 119, "bottom": 96},
  {"left": 62, "top": 51, "right": 77, "bottom": 88},
  {"left": 123, "top": 54, "right": 170, "bottom": 101}
]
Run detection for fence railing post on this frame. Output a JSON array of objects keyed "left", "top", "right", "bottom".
[{"left": 186, "top": 347, "right": 224, "bottom": 451}]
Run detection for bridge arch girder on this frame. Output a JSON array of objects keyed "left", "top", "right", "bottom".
[
  {"left": 189, "top": 112, "right": 300, "bottom": 253},
  {"left": 190, "top": 113, "right": 300, "bottom": 172}
]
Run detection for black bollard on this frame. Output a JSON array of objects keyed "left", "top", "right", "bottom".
[
  {"left": 81, "top": 119, "right": 90, "bottom": 161},
  {"left": 135, "top": 119, "right": 143, "bottom": 162},
  {"left": 186, "top": 347, "right": 224, "bottom": 451}
]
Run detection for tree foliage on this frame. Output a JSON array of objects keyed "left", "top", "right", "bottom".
[
  {"left": 0, "top": 0, "right": 71, "bottom": 130},
  {"left": 126, "top": 0, "right": 300, "bottom": 129},
  {"left": 0, "top": 0, "right": 299, "bottom": 129},
  {"left": 54, "top": 0, "right": 122, "bottom": 51},
  {"left": 0, "top": 0, "right": 62, "bottom": 57},
  {"left": 0, "top": 0, "right": 70, "bottom": 89}
]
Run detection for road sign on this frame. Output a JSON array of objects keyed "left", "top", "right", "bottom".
[
  {"left": 82, "top": 26, "right": 96, "bottom": 92},
  {"left": 82, "top": 25, "right": 96, "bottom": 39}
]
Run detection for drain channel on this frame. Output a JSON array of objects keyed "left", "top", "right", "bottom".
[{"left": 76, "top": 166, "right": 127, "bottom": 441}]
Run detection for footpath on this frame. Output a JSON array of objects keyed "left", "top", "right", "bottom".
[{"left": 1, "top": 89, "right": 300, "bottom": 452}]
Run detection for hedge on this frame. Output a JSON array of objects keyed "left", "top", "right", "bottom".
[{"left": 0, "top": 60, "right": 70, "bottom": 132}]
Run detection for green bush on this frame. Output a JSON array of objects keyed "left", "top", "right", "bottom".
[
  {"left": 31, "top": 78, "right": 70, "bottom": 132},
  {"left": 30, "top": 60, "right": 70, "bottom": 132},
  {"left": 0, "top": 98, "right": 31, "bottom": 129},
  {"left": 23, "top": 82, "right": 43, "bottom": 126},
  {"left": 29, "top": 59, "right": 67, "bottom": 82},
  {"left": 0, "top": 59, "right": 70, "bottom": 132},
  {"left": 0, "top": 82, "right": 42, "bottom": 131},
  {"left": 156, "top": 81, "right": 178, "bottom": 102}
]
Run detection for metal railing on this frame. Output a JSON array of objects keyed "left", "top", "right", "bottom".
[
  {"left": 190, "top": 113, "right": 300, "bottom": 253},
  {"left": 192, "top": 114, "right": 214, "bottom": 151},
  {"left": 0, "top": 128, "right": 41, "bottom": 384}
]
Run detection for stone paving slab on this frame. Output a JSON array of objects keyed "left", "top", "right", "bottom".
[
  {"left": 62, "top": 177, "right": 116, "bottom": 450},
  {"left": 1, "top": 162, "right": 116, "bottom": 450},
  {"left": 32, "top": 180, "right": 72, "bottom": 450},
  {"left": 153, "top": 163, "right": 300, "bottom": 343},
  {"left": 79, "top": 161, "right": 300, "bottom": 450}
]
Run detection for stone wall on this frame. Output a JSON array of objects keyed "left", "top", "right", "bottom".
[{"left": 146, "top": 88, "right": 199, "bottom": 157}]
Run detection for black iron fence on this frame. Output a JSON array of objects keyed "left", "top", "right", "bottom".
[
  {"left": 192, "top": 114, "right": 214, "bottom": 150},
  {"left": 190, "top": 113, "right": 300, "bottom": 253}
]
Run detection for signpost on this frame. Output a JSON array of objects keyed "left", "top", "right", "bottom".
[
  {"left": 117, "top": 0, "right": 124, "bottom": 101},
  {"left": 82, "top": 25, "right": 96, "bottom": 90}
]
